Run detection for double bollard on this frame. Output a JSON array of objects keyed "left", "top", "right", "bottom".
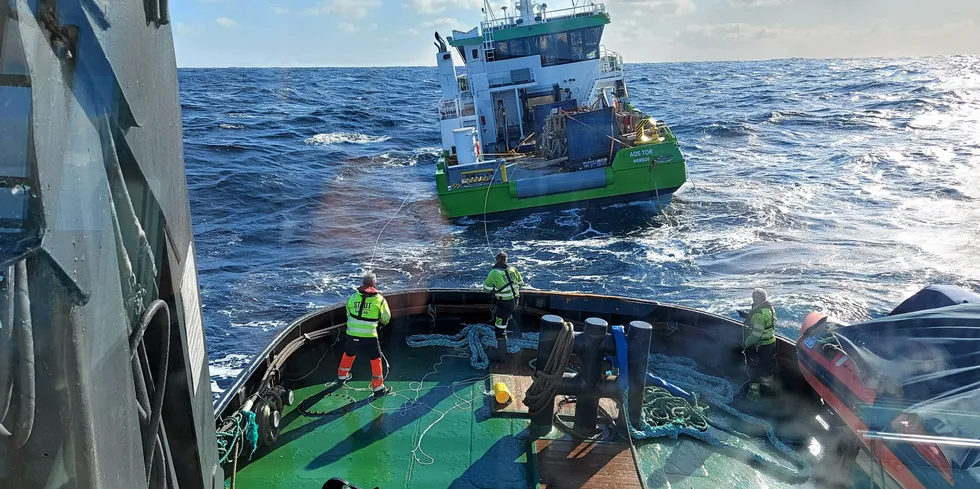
[{"left": 531, "top": 314, "right": 653, "bottom": 435}]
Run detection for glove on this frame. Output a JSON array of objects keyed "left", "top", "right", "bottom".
[{"left": 736, "top": 310, "right": 749, "bottom": 320}]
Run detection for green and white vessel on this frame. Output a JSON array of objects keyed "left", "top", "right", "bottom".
[{"left": 432, "top": 1, "right": 687, "bottom": 218}]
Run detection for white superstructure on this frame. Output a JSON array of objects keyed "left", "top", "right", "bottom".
[{"left": 433, "top": 1, "right": 625, "bottom": 157}]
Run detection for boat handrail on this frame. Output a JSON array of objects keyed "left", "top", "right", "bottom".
[
  {"left": 480, "top": 2, "right": 605, "bottom": 32},
  {"left": 599, "top": 46, "right": 623, "bottom": 74},
  {"left": 438, "top": 98, "right": 461, "bottom": 120}
]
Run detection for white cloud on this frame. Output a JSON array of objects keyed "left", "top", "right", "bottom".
[
  {"left": 175, "top": 22, "right": 191, "bottom": 34},
  {"left": 400, "top": 28, "right": 421, "bottom": 35},
  {"left": 272, "top": 5, "right": 290, "bottom": 14},
  {"left": 337, "top": 22, "right": 378, "bottom": 33},
  {"left": 614, "top": 0, "right": 696, "bottom": 15},
  {"left": 727, "top": 0, "right": 784, "bottom": 6},
  {"left": 215, "top": 17, "right": 239, "bottom": 28},
  {"left": 406, "top": 0, "right": 482, "bottom": 15},
  {"left": 679, "top": 23, "right": 785, "bottom": 44},
  {"left": 667, "top": 19, "right": 980, "bottom": 60},
  {"left": 307, "top": 0, "right": 381, "bottom": 18},
  {"left": 420, "top": 17, "right": 466, "bottom": 30}
]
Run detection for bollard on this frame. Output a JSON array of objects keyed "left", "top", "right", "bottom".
[
  {"left": 573, "top": 317, "right": 608, "bottom": 433},
  {"left": 626, "top": 320, "right": 653, "bottom": 426},
  {"left": 531, "top": 314, "right": 565, "bottom": 430}
]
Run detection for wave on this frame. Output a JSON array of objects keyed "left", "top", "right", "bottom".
[{"left": 304, "top": 132, "right": 392, "bottom": 146}]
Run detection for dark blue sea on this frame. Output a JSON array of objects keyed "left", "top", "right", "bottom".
[{"left": 178, "top": 57, "right": 980, "bottom": 394}]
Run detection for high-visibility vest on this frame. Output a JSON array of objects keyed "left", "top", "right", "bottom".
[
  {"left": 346, "top": 291, "right": 390, "bottom": 338},
  {"left": 484, "top": 266, "right": 522, "bottom": 300}
]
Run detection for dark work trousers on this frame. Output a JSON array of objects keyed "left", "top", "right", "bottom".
[
  {"left": 493, "top": 298, "right": 518, "bottom": 338},
  {"left": 344, "top": 335, "right": 382, "bottom": 360},
  {"left": 746, "top": 342, "right": 775, "bottom": 382}
]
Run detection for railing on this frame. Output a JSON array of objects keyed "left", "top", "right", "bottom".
[
  {"left": 457, "top": 74, "right": 471, "bottom": 94},
  {"left": 599, "top": 46, "right": 623, "bottom": 74},
  {"left": 480, "top": 2, "right": 605, "bottom": 32},
  {"left": 438, "top": 98, "right": 460, "bottom": 120},
  {"left": 438, "top": 98, "right": 476, "bottom": 120}
]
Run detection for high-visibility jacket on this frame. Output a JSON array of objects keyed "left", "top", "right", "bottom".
[
  {"left": 744, "top": 301, "right": 776, "bottom": 348},
  {"left": 346, "top": 289, "right": 391, "bottom": 338},
  {"left": 484, "top": 264, "right": 523, "bottom": 301}
]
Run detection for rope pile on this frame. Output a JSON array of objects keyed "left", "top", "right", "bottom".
[
  {"left": 405, "top": 324, "right": 538, "bottom": 370},
  {"left": 641, "top": 386, "right": 709, "bottom": 432},
  {"left": 216, "top": 410, "right": 259, "bottom": 465},
  {"left": 623, "top": 354, "right": 812, "bottom": 482}
]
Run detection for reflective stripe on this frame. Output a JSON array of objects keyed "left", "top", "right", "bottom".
[
  {"left": 372, "top": 385, "right": 386, "bottom": 392},
  {"left": 494, "top": 324, "right": 507, "bottom": 330},
  {"left": 347, "top": 317, "right": 379, "bottom": 338},
  {"left": 371, "top": 375, "right": 383, "bottom": 380},
  {"left": 338, "top": 367, "right": 351, "bottom": 372}
]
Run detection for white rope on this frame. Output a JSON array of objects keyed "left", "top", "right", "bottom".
[
  {"left": 482, "top": 162, "right": 501, "bottom": 260},
  {"left": 370, "top": 187, "right": 417, "bottom": 266}
]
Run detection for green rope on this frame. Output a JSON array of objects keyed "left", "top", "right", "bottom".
[
  {"left": 641, "top": 386, "right": 709, "bottom": 432},
  {"left": 216, "top": 409, "right": 259, "bottom": 464}
]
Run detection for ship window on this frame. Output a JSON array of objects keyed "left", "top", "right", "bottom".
[
  {"left": 553, "top": 32, "right": 571, "bottom": 64},
  {"left": 538, "top": 34, "right": 553, "bottom": 65},
  {"left": 570, "top": 30, "right": 585, "bottom": 60},
  {"left": 508, "top": 39, "right": 527, "bottom": 57},
  {"left": 583, "top": 26, "right": 602, "bottom": 60},
  {"left": 495, "top": 40, "right": 509, "bottom": 60},
  {"left": 472, "top": 48, "right": 479, "bottom": 60}
]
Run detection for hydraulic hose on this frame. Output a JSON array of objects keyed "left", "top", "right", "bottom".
[
  {"left": 0, "top": 265, "right": 15, "bottom": 434},
  {"left": 133, "top": 299, "right": 170, "bottom": 480},
  {"left": 0, "top": 260, "right": 36, "bottom": 448}
]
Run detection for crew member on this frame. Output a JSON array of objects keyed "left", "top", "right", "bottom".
[
  {"left": 743, "top": 288, "right": 776, "bottom": 402},
  {"left": 484, "top": 251, "right": 524, "bottom": 361},
  {"left": 336, "top": 272, "right": 392, "bottom": 398}
]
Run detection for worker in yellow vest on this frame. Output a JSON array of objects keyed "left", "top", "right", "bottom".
[
  {"left": 484, "top": 251, "right": 524, "bottom": 362},
  {"left": 336, "top": 272, "right": 392, "bottom": 397},
  {"left": 742, "top": 288, "right": 776, "bottom": 402}
]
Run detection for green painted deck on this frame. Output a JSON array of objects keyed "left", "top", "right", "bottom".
[
  {"left": 233, "top": 350, "right": 534, "bottom": 488},
  {"left": 230, "top": 344, "right": 820, "bottom": 489}
]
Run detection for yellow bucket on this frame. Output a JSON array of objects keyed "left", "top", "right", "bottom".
[{"left": 492, "top": 382, "right": 512, "bottom": 404}]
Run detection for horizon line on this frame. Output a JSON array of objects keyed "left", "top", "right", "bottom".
[{"left": 175, "top": 53, "right": 978, "bottom": 70}]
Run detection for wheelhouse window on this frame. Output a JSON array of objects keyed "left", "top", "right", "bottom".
[
  {"left": 471, "top": 48, "right": 479, "bottom": 60},
  {"left": 492, "top": 26, "right": 604, "bottom": 66}
]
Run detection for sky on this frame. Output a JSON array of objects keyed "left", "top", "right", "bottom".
[{"left": 171, "top": 0, "right": 980, "bottom": 67}]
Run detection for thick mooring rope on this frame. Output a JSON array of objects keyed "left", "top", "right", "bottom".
[{"left": 523, "top": 321, "right": 575, "bottom": 419}]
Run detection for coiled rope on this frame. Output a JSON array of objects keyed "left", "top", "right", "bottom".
[{"left": 523, "top": 321, "right": 575, "bottom": 419}]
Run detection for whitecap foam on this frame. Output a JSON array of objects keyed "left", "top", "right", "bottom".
[
  {"left": 230, "top": 320, "right": 287, "bottom": 331},
  {"left": 209, "top": 353, "right": 250, "bottom": 379},
  {"left": 304, "top": 132, "right": 392, "bottom": 146},
  {"left": 219, "top": 123, "right": 245, "bottom": 130}
]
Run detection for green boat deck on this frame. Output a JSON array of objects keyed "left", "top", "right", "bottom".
[{"left": 229, "top": 342, "right": 822, "bottom": 489}]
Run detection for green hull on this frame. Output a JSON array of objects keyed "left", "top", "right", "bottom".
[{"left": 435, "top": 138, "right": 687, "bottom": 219}]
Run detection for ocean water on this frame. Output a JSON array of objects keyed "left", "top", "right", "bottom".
[{"left": 178, "top": 57, "right": 980, "bottom": 393}]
